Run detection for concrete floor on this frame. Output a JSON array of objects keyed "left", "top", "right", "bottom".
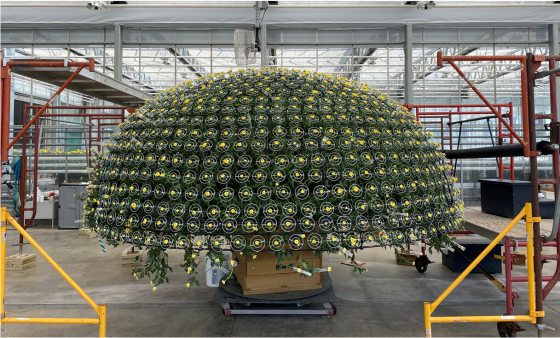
[{"left": 2, "top": 228, "right": 560, "bottom": 337}]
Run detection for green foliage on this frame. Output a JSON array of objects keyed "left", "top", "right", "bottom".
[{"left": 133, "top": 247, "right": 172, "bottom": 286}]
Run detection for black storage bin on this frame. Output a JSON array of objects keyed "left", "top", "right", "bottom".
[
  {"left": 480, "top": 178, "right": 553, "bottom": 219},
  {"left": 442, "top": 234, "right": 502, "bottom": 274}
]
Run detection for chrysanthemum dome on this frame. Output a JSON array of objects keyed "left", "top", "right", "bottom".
[{"left": 84, "top": 68, "right": 463, "bottom": 285}]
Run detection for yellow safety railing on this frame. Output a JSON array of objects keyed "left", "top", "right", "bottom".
[
  {"left": 0, "top": 207, "right": 106, "bottom": 337},
  {"left": 423, "top": 203, "right": 544, "bottom": 337}
]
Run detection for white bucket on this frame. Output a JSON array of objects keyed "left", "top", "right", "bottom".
[{"left": 205, "top": 252, "right": 231, "bottom": 287}]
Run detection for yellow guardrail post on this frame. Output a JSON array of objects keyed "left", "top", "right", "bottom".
[
  {"left": 424, "top": 302, "right": 432, "bottom": 338},
  {"left": 423, "top": 202, "right": 544, "bottom": 336},
  {"left": 0, "top": 207, "right": 107, "bottom": 337}
]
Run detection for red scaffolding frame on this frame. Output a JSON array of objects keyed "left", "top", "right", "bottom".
[
  {"left": 431, "top": 52, "right": 560, "bottom": 334},
  {"left": 19, "top": 105, "right": 126, "bottom": 231},
  {"left": 408, "top": 103, "right": 515, "bottom": 179},
  {"left": 1, "top": 57, "right": 96, "bottom": 162}
]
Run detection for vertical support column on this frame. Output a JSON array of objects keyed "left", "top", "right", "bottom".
[
  {"left": 260, "top": 24, "right": 268, "bottom": 67},
  {"left": 504, "top": 238, "right": 514, "bottom": 315},
  {"left": 526, "top": 53, "right": 544, "bottom": 335},
  {"left": 548, "top": 24, "right": 559, "bottom": 200},
  {"left": 404, "top": 24, "right": 414, "bottom": 104},
  {"left": 424, "top": 301, "right": 432, "bottom": 338},
  {"left": 549, "top": 23, "right": 559, "bottom": 118},
  {"left": 1, "top": 57, "right": 11, "bottom": 162},
  {"left": 113, "top": 24, "right": 123, "bottom": 82},
  {"left": 98, "top": 304, "right": 107, "bottom": 337}
]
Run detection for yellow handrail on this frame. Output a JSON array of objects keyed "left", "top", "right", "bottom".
[
  {"left": 423, "top": 203, "right": 544, "bottom": 337},
  {"left": 0, "top": 207, "right": 106, "bottom": 337}
]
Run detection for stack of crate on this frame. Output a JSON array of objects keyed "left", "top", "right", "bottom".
[{"left": 6, "top": 253, "right": 37, "bottom": 271}]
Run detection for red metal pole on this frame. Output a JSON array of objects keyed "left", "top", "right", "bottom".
[
  {"left": 542, "top": 58, "right": 560, "bottom": 299},
  {"left": 18, "top": 106, "right": 30, "bottom": 233},
  {"left": 6, "top": 59, "right": 94, "bottom": 71},
  {"left": 26, "top": 118, "right": 39, "bottom": 229},
  {"left": 97, "top": 120, "right": 102, "bottom": 155},
  {"left": 526, "top": 53, "right": 545, "bottom": 334},
  {"left": 1, "top": 61, "right": 11, "bottom": 162},
  {"left": 448, "top": 113, "right": 453, "bottom": 173},
  {"left": 26, "top": 105, "right": 127, "bottom": 110},
  {"left": 410, "top": 103, "right": 511, "bottom": 108},
  {"left": 87, "top": 114, "right": 92, "bottom": 168},
  {"left": 512, "top": 276, "right": 555, "bottom": 283},
  {"left": 41, "top": 114, "right": 124, "bottom": 118},
  {"left": 520, "top": 62, "right": 531, "bottom": 156},
  {"left": 542, "top": 239, "right": 560, "bottom": 299},
  {"left": 504, "top": 238, "right": 514, "bottom": 315},
  {"left": 8, "top": 65, "right": 86, "bottom": 150},
  {"left": 509, "top": 102, "right": 515, "bottom": 180},
  {"left": 549, "top": 60, "right": 559, "bottom": 199}
]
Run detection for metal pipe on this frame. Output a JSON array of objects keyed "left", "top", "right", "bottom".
[
  {"left": 505, "top": 237, "right": 514, "bottom": 315},
  {"left": 512, "top": 276, "right": 554, "bottom": 282},
  {"left": 520, "top": 60, "right": 530, "bottom": 154},
  {"left": 26, "top": 106, "right": 127, "bottom": 110},
  {"left": 430, "top": 315, "right": 534, "bottom": 324},
  {"left": 18, "top": 105, "right": 29, "bottom": 248},
  {"left": 2, "top": 317, "right": 99, "bottom": 325},
  {"left": 448, "top": 114, "right": 510, "bottom": 126},
  {"left": 417, "top": 111, "right": 506, "bottom": 116},
  {"left": 443, "top": 144, "right": 524, "bottom": 159},
  {"left": 1, "top": 61, "right": 12, "bottom": 162},
  {"left": 535, "top": 67, "right": 560, "bottom": 79},
  {"left": 40, "top": 114, "right": 124, "bottom": 118},
  {"left": 527, "top": 53, "right": 545, "bottom": 335},
  {"left": 26, "top": 119, "right": 40, "bottom": 229},
  {"left": 525, "top": 203, "right": 538, "bottom": 324},
  {"left": 7, "top": 59, "right": 95, "bottom": 72},
  {"left": 410, "top": 103, "right": 512, "bottom": 108},
  {"left": 542, "top": 236, "right": 560, "bottom": 299},
  {"left": 544, "top": 181, "right": 560, "bottom": 243},
  {"left": 514, "top": 241, "right": 557, "bottom": 248}
]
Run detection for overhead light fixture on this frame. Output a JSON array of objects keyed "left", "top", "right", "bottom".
[
  {"left": 86, "top": 1, "right": 109, "bottom": 10},
  {"left": 416, "top": 1, "right": 436, "bottom": 10}
]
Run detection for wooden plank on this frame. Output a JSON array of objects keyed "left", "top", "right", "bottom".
[
  {"left": 237, "top": 272, "right": 323, "bottom": 295},
  {"left": 121, "top": 247, "right": 143, "bottom": 267},
  {"left": 233, "top": 251, "right": 323, "bottom": 295},
  {"left": 6, "top": 253, "right": 37, "bottom": 271},
  {"left": 395, "top": 250, "right": 421, "bottom": 266},
  {"left": 78, "top": 227, "right": 97, "bottom": 238}
]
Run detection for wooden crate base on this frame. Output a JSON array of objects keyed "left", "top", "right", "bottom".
[
  {"left": 233, "top": 251, "right": 323, "bottom": 295},
  {"left": 121, "top": 247, "right": 143, "bottom": 267},
  {"left": 7, "top": 253, "right": 37, "bottom": 271},
  {"left": 78, "top": 228, "right": 97, "bottom": 238},
  {"left": 395, "top": 250, "right": 421, "bottom": 266}
]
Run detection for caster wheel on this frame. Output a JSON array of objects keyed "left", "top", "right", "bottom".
[
  {"left": 497, "top": 321, "right": 524, "bottom": 337},
  {"left": 326, "top": 304, "right": 337, "bottom": 318},
  {"left": 223, "top": 309, "right": 232, "bottom": 317},
  {"left": 415, "top": 255, "right": 431, "bottom": 273}
]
